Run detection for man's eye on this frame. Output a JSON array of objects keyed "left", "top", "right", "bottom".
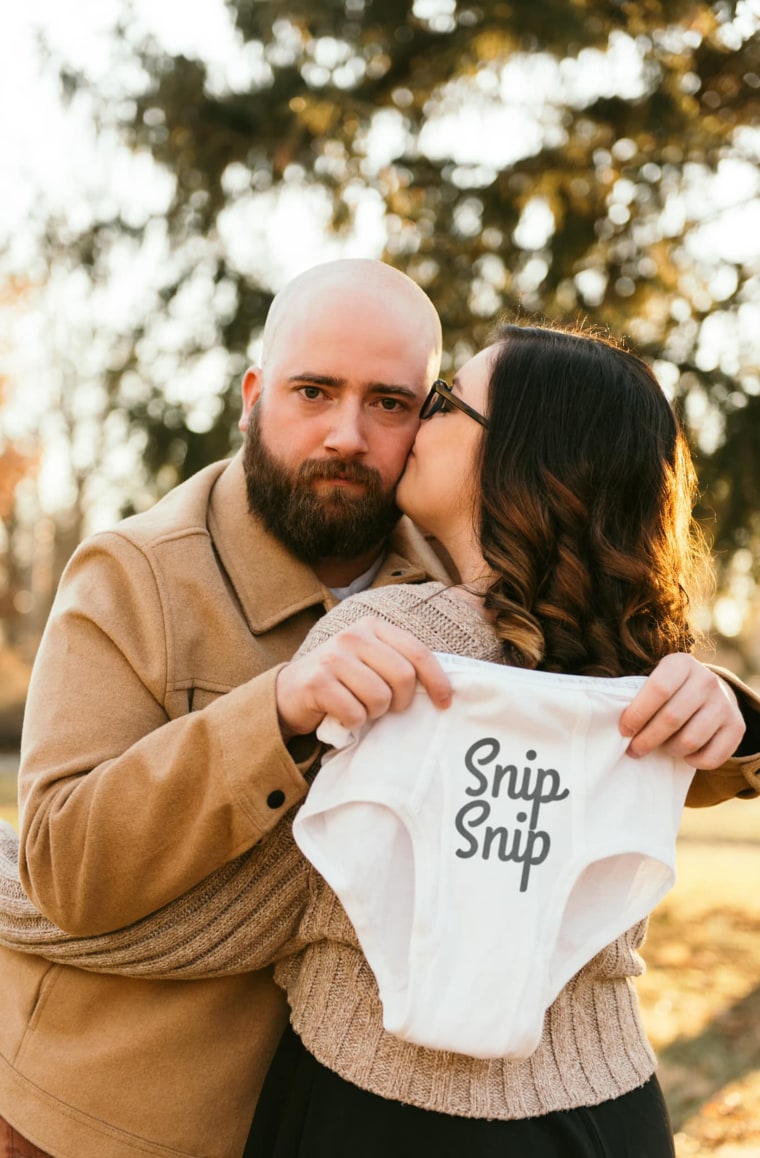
[
  {"left": 300, "top": 386, "right": 325, "bottom": 400},
  {"left": 377, "top": 397, "right": 405, "bottom": 412}
]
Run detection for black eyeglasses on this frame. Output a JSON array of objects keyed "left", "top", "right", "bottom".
[{"left": 419, "top": 379, "right": 490, "bottom": 429}]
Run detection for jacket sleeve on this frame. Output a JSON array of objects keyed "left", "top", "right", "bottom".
[
  {"left": 0, "top": 812, "right": 312, "bottom": 977},
  {"left": 0, "top": 601, "right": 370, "bottom": 975},
  {"left": 685, "top": 666, "right": 760, "bottom": 807},
  {"left": 18, "top": 533, "right": 314, "bottom": 935}
]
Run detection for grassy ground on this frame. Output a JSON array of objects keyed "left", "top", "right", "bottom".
[
  {"left": 1, "top": 762, "right": 758, "bottom": 1153},
  {"left": 641, "top": 802, "right": 760, "bottom": 1157}
]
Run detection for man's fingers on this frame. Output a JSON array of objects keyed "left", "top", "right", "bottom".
[
  {"left": 279, "top": 645, "right": 401, "bottom": 734},
  {"left": 619, "top": 669, "right": 690, "bottom": 748},
  {"left": 352, "top": 619, "right": 452, "bottom": 710},
  {"left": 624, "top": 689, "right": 714, "bottom": 759},
  {"left": 657, "top": 709, "right": 745, "bottom": 768},
  {"left": 653, "top": 705, "right": 725, "bottom": 760},
  {"left": 678, "top": 725, "right": 739, "bottom": 770},
  {"left": 624, "top": 707, "right": 690, "bottom": 759},
  {"left": 620, "top": 653, "right": 745, "bottom": 764},
  {"left": 620, "top": 685, "right": 690, "bottom": 750},
  {"left": 316, "top": 652, "right": 397, "bottom": 724},
  {"left": 276, "top": 616, "right": 452, "bottom": 737},
  {"left": 318, "top": 643, "right": 419, "bottom": 720}
]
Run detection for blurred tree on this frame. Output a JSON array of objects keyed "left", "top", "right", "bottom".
[
  {"left": 0, "top": 280, "right": 41, "bottom": 651},
  {"left": 0, "top": 403, "right": 39, "bottom": 651},
  {"left": 26, "top": 0, "right": 760, "bottom": 578}
]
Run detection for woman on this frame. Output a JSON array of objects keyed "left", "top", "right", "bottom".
[{"left": 0, "top": 323, "right": 710, "bottom": 1155}]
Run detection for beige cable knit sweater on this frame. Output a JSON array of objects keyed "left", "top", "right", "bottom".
[{"left": 0, "top": 582, "right": 660, "bottom": 1118}]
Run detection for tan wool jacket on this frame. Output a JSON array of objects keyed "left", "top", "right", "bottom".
[{"left": 0, "top": 452, "right": 451, "bottom": 1158}]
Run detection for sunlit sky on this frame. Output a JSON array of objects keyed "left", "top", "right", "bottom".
[
  {"left": 0, "top": 0, "right": 390, "bottom": 280},
  {"left": 2, "top": 0, "right": 758, "bottom": 272}
]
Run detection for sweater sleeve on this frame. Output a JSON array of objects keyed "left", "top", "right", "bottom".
[{"left": 0, "top": 812, "right": 312, "bottom": 978}]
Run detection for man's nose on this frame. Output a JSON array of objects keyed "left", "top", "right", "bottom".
[{"left": 323, "top": 403, "right": 369, "bottom": 458}]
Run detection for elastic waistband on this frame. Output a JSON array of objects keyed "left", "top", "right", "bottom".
[{"left": 431, "top": 652, "right": 647, "bottom": 693}]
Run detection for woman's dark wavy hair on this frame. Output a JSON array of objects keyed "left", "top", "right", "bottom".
[{"left": 476, "top": 322, "right": 708, "bottom": 676}]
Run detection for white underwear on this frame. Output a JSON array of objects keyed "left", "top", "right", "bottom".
[{"left": 294, "top": 654, "right": 694, "bottom": 1060}]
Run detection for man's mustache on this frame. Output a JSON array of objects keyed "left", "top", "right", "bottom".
[{"left": 297, "top": 460, "right": 383, "bottom": 488}]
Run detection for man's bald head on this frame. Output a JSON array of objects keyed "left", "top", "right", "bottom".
[
  {"left": 262, "top": 258, "right": 442, "bottom": 372},
  {"left": 239, "top": 258, "right": 443, "bottom": 581}
]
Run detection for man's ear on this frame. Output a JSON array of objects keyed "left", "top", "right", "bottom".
[{"left": 239, "top": 367, "right": 263, "bottom": 432}]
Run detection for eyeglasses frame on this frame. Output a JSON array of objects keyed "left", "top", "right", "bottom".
[{"left": 420, "top": 378, "right": 490, "bottom": 429}]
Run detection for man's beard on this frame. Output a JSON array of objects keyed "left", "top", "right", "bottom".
[{"left": 243, "top": 409, "right": 401, "bottom": 563}]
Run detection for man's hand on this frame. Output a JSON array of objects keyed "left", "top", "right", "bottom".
[
  {"left": 619, "top": 653, "right": 745, "bottom": 768},
  {"left": 276, "top": 617, "right": 452, "bottom": 739}
]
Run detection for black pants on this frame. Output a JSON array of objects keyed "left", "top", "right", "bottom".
[{"left": 245, "top": 1026, "right": 675, "bottom": 1158}]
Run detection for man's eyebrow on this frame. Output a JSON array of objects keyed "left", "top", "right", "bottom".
[
  {"left": 366, "top": 383, "right": 418, "bottom": 400},
  {"left": 287, "top": 373, "right": 345, "bottom": 387},
  {"left": 287, "top": 373, "right": 418, "bottom": 399}
]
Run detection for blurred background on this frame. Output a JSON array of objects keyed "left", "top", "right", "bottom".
[{"left": 1, "top": 4, "right": 760, "bottom": 1152}]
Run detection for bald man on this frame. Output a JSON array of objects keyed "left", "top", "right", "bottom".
[{"left": 1, "top": 260, "right": 753, "bottom": 1158}]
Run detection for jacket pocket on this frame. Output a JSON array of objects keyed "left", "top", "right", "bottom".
[
  {"left": 26, "top": 960, "right": 64, "bottom": 1032},
  {"left": 188, "top": 685, "right": 229, "bottom": 712},
  {"left": 0, "top": 951, "right": 63, "bottom": 1065}
]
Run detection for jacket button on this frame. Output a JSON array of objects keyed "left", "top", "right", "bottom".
[{"left": 267, "top": 790, "right": 286, "bottom": 809}]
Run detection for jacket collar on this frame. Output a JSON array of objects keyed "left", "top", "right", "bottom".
[{"left": 207, "top": 452, "right": 452, "bottom": 635}]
